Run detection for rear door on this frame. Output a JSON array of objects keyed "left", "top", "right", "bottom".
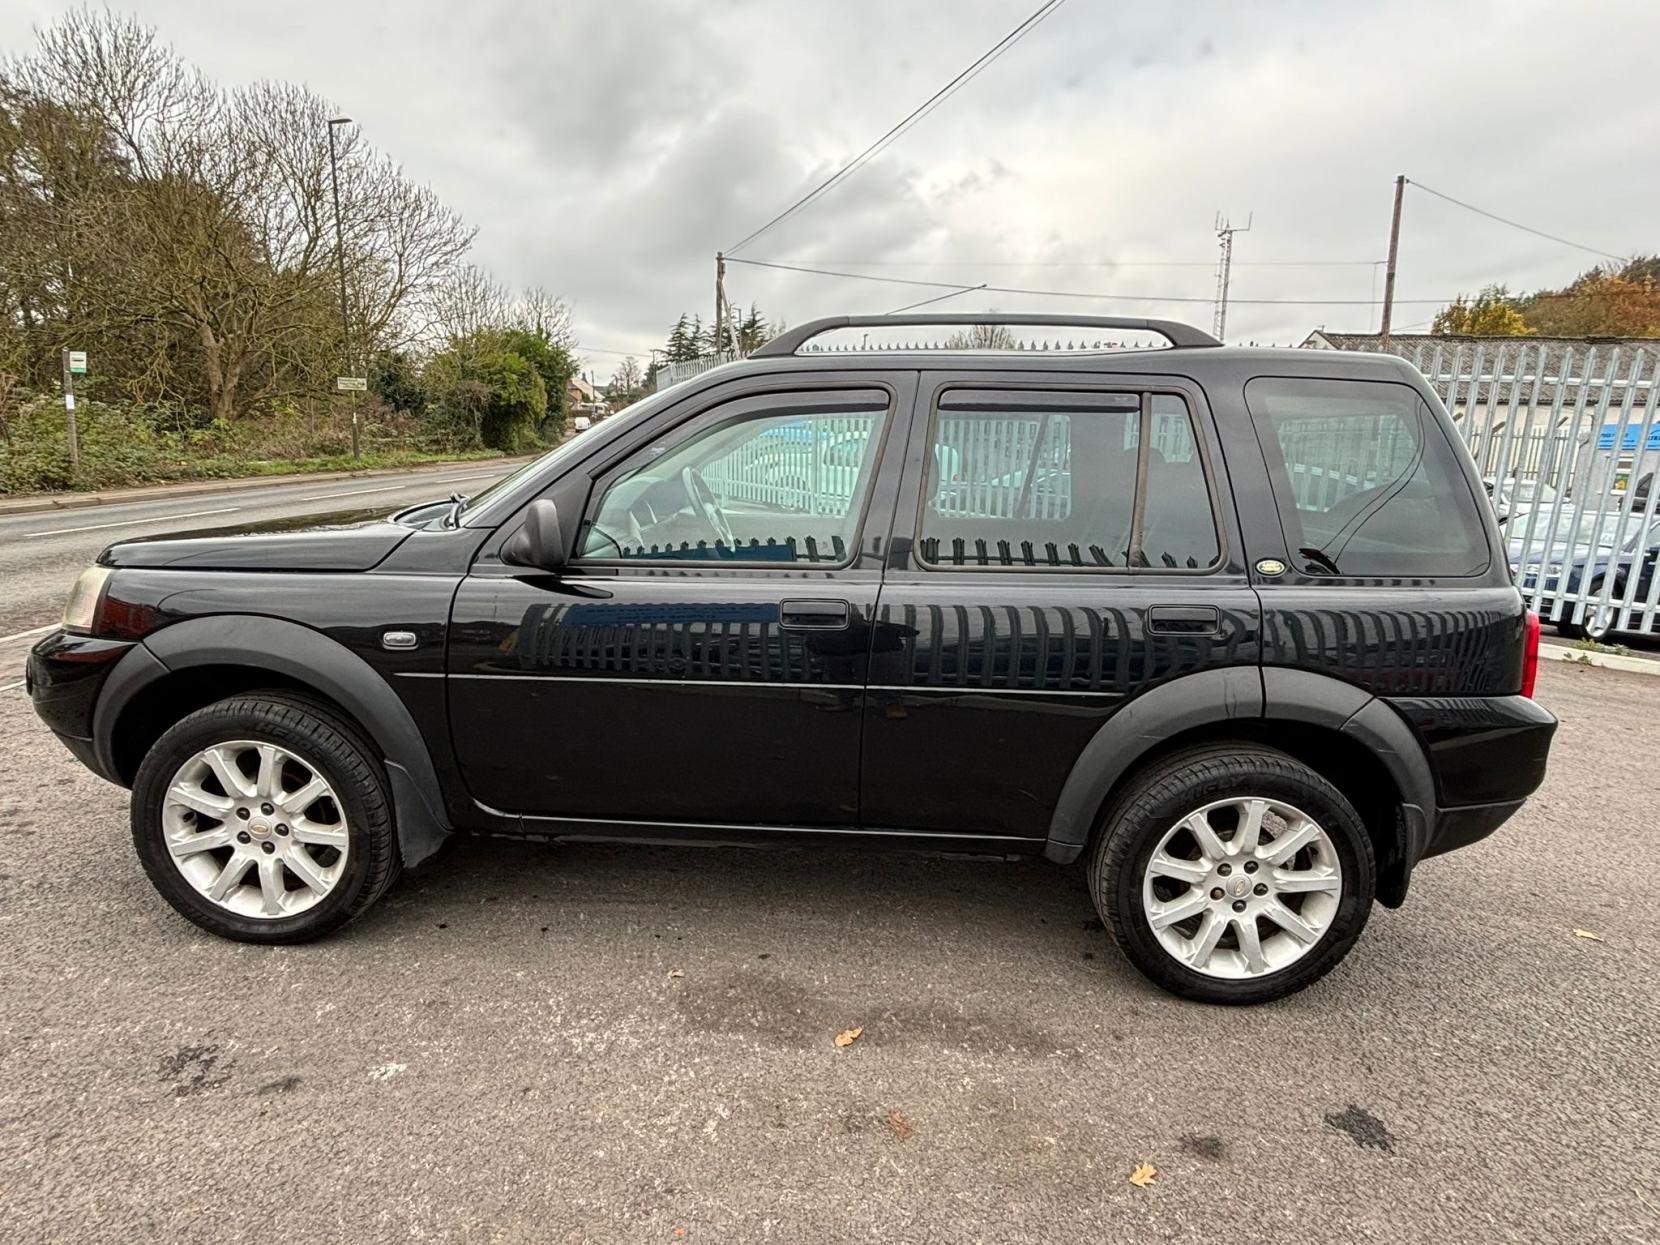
[
  {"left": 449, "top": 375, "right": 912, "bottom": 828},
  {"left": 1239, "top": 374, "right": 1523, "bottom": 698},
  {"left": 862, "top": 370, "right": 1261, "bottom": 840}
]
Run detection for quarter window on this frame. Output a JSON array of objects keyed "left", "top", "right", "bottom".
[
  {"left": 918, "top": 390, "right": 1220, "bottom": 570},
  {"left": 1245, "top": 377, "right": 1489, "bottom": 577},
  {"left": 579, "top": 393, "right": 888, "bottom": 564}
]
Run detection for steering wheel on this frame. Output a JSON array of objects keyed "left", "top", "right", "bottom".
[{"left": 681, "top": 467, "right": 736, "bottom": 548}]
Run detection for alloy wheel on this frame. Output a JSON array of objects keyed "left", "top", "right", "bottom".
[
  {"left": 161, "top": 739, "right": 350, "bottom": 919},
  {"left": 1141, "top": 796, "right": 1343, "bottom": 980}
]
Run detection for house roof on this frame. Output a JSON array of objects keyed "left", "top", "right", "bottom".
[{"left": 1301, "top": 331, "right": 1660, "bottom": 409}]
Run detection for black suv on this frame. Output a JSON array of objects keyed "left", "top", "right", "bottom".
[{"left": 29, "top": 314, "right": 1557, "bottom": 1004}]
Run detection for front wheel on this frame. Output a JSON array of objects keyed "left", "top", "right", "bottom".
[
  {"left": 131, "top": 694, "right": 401, "bottom": 943},
  {"left": 1089, "top": 744, "right": 1375, "bottom": 1005}
]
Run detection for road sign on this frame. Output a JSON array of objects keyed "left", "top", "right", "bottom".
[
  {"left": 67, "top": 351, "right": 87, "bottom": 374},
  {"left": 336, "top": 376, "right": 368, "bottom": 392}
]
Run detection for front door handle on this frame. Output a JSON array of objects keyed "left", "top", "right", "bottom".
[
  {"left": 1149, "top": 604, "right": 1221, "bottom": 636},
  {"left": 780, "top": 599, "right": 852, "bottom": 630}
]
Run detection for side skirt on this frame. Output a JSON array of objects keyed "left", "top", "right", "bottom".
[{"left": 465, "top": 808, "right": 1046, "bottom": 860}]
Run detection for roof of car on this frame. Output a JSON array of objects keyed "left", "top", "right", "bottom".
[{"left": 688, "top": 343, "right": 1422, "bottom": 382}]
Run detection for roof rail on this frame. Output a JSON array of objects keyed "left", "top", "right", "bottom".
[{"left": 749, "top": 313, "right": 1222, "bottom": 358}]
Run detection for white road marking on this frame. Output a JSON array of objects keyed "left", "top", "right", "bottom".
[
  {"left": 298, "top": 483, "right": 409, "bottom": 501},
  {"left": 0, "top": 680, "right": 24, "bottom": 694},
  {"left": 26, "top": 506, "right": 240, "bottom": 539},
  {"left": 0, "top": 623, "right": 58, "bottom": 645}
]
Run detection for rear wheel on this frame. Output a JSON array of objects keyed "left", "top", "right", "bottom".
[
  {"left": 131, "top": 694, "right": 400, "bottom": 943},
  {"left": 1556, "top": 579, "right": 1616, "bottom": 642},
  {"left": 1089, "top": 744, "right": 1375, "bottom": 1005}
]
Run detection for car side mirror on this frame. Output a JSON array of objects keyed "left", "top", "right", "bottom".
[{"left": 501, "top": 499, "right": 567, "bottom": 571}]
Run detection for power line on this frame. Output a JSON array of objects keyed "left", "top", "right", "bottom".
[
  {"left": 800, "top": 258, "right": 1384, "bottom": 268},
  {"left": 726, "top": 0, "right": 1066, "bottom": 254},
  {"left": 887, "top": 283, "right": 988, "bottom": 314},
  {"left": 1407, "top": 179, "right": 1630, "bottom": 264},
  {"left": 727, "top": 255, "right": 1459, "bottom": 306}
]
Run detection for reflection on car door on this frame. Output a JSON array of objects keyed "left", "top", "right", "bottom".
[
  {"left": 862, "top": 373, "right": 1261, "bottom": 839},
  {"left": 448, "top": 378, "right": 912, "bottom": 831}
]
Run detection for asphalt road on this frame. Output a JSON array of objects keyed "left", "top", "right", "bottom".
[
  {"left": 0, "top": 462, "right": 518, "bottom": 688},
  {"left": 0, "top": 634, "right": 1656, "bottom": 1241}
]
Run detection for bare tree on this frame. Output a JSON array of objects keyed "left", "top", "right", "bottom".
[{"left": 0, "top": 10, "right": 490, "bottom": 420}]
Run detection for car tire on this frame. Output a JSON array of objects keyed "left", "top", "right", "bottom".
[
  {"left": 1556, "top": 579, "right": 1616, "bottom": 643},
  {"left": 1088, "top": 743, "right": 1375, "bottom": 1005},
  {"left": 131, "top": 693, "right": 401, "bottom": 943}
]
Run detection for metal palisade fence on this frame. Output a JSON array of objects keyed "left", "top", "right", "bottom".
[{"left": 1364, "top": 341, "right": 1660, "bottom": 638}]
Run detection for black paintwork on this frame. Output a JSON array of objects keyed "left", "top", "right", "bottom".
[
  {"left": 100, "top": 506, "right": 412, "bottom": 570},
  {"left": 30, "top": 340, "right": 1557, "bottom": 894}
]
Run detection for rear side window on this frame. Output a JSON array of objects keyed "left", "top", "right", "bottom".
[
  {"left": 918, "top": 389, "right": 1220, "bottom": 570},
  {"left": 1245, "top": 377, "right": 1488, "bottom": 577}
]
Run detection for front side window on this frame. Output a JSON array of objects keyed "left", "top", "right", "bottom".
[
  {"left": 579, "top": 393, "right": 888, "bottom": 564},
  {"left": 1246, "top": 377, "right": 1489, "bottom": 577},
  {"left": 918, "top": 389, "right": 1220, "bottom": 570}
]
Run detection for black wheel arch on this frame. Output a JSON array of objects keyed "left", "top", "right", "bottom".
[
  {"left": 91, "top": 615, "right": 454, "bottom": 868},
  {"left": 1044, "top": 666, "right": 1435, "bottom": 908}
]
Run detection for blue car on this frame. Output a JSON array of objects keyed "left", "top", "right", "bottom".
[{"left": 1511, "top": 509, "right": 1660, "bottom": 641}]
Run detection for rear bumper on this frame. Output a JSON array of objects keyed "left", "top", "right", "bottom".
[
  {"left": 1388, "top": 693, "right": 1556, "bottom": 863},
  {"left": 1423, "top": 799, "right": 1527, "bottom": 858},
  {"left": 1389, "top": 693, "right": 1557, "bottom": 811}
]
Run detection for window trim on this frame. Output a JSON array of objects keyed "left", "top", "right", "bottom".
[
  {"left": 1244, "top": 374, "right": 1494, "bottom": 581},
  {"left": 571, "top": 384, "right": 898, "bottom": 572},
  {"left": 911, "top": 383, "right": 1227, "bottom": 576}
]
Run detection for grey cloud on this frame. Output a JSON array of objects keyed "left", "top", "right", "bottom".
[{"left": 3, "top": 0, "right": 1658, "bottom": 370}]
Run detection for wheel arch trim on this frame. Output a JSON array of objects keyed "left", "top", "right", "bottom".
[
  {"left": 1043, "top": 666, "right": 1436, "bottom": 885},
  {"left": 92, "top": 615, "right": 452, "bottom": 867}
]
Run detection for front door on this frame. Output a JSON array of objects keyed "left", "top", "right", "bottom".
[
  {"left": 449, "top": 378, "right": 910, "bottom": 829},
  {"left": 862, "top": 372, "right": 1261, "bottom": 839}
]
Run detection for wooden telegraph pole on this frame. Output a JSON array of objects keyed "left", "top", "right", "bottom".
[{"left": 1379, "top": 175, "right": 1406, "bottom": 347}]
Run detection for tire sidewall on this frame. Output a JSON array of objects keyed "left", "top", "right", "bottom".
[
  {"left": 1105, "top": 759, "right": 1374, "bottom": 1004},
  {"left": 132, "top": 704, "right": 384, "bottom": 942}
]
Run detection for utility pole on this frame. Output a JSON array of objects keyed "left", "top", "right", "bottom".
[
  {"left": 714, "top": 252, "right": 728, "bottom": 358},
  {"left": 1212, "top": 212, "right": 1252, "bottom": 341},
  {"left": 327, "top": 117, "right": 359, "bottom": 460},
  {"left": 1379, "top": 174, "right": 1406, "bottom": 347}
]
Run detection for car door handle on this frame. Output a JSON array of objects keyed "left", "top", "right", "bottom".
[
  {"left": 1148, "top": 605, "right": 1221, "bottom": 636},
  {"left": 780, "top": 599, "right": 852, "bottom": 630}
]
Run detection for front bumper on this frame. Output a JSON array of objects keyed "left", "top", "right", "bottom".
[{"left": 27, "top": 630, "right": 134, "bottom": 780}]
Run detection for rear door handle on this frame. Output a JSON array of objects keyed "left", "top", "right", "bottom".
[
  {"left": 780, "top": 599, "right": 852, "bottom": 630},
  {"left": 1148, "top": 604, "right": 1221, "bottom": 636}
]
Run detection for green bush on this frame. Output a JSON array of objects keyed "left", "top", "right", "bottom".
[{"left": 0, "top": 392, "right": 503, "bottom": 495}]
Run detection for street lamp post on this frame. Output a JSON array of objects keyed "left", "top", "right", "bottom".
[{"left": 327, "top": 116, "right": 358, "bottom": 460}]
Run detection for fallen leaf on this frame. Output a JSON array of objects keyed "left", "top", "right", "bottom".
[
  {"left": 1572, "top": 929, "right": 1604, "bottom": 942},
  {"left": 885, "top": 1110, "right": 914, "bottom": 1141},
  {"left": 667, "top": 969, "right": 685, "bottom": 978},
  {"left": 833, "top": 1026, "right": 864, "bottom": 1048},
  {"left": 1128, "top": 1162, "right": 1157, "bottom": 1188}
]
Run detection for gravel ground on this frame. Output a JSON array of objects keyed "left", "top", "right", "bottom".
[{"left": 0, "top": 660, "right": 1655, "bottom": 1243}]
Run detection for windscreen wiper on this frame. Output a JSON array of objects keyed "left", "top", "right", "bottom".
[{"left": 1298, "top": 546, "right": 1342, "bottom": 575}]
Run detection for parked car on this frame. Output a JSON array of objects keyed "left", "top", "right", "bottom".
[
  {"left": 1511, "top": 508, "right": 1660, "bottom": 642},
  {"left": 1484, "top": 476, "right": 1559, "bottom": 525},
  {"left": 29, "top": 313, "right": 1556, "bottom": 1005}
]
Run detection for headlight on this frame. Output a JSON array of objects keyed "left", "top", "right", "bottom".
[{"left": 62, "top": 565, "right": 112, "bottom": 634}]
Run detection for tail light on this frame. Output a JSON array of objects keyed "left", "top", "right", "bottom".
[{"left": 1521, "top": 609, "right": 1541, "bottom": 698}]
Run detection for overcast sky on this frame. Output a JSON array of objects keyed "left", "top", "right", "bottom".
[{"left": 6, "top": 0, "right": 1659, "bottom": 379}]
